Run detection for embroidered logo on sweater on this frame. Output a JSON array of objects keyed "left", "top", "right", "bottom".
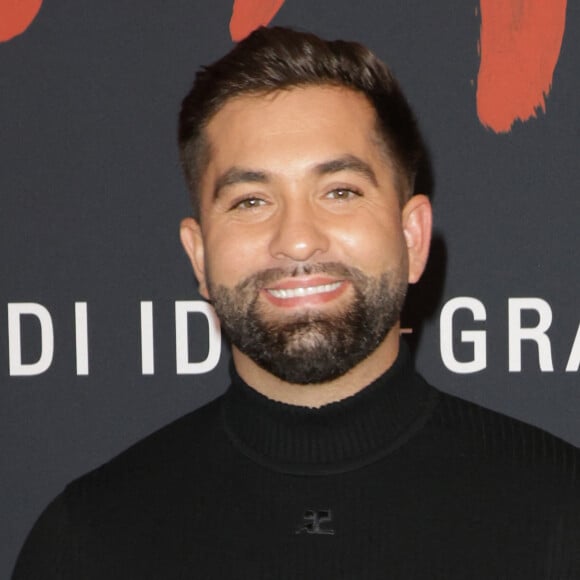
[{"left": 295, "top": 509, "right": 335, "bottom": 535}]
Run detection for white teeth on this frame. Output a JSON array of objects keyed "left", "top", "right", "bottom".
[{"left": 267, "top": 282, "right": 342, "bottom": 299}]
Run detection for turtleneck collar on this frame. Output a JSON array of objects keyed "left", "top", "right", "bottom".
[{"left": 221, "top": 344, "right": 439, "bottom": 475}]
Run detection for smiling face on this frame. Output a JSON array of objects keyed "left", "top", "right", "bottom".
[{"left": 180, "top": 86, "right": 431, "bottom": 402}]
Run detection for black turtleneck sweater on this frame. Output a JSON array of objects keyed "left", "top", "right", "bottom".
[{"left": 13, "top": 348, "right": 580, "bottom": 579}]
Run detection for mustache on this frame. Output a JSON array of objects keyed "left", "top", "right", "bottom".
[{"left": 235, "top": 262, "right": 364, "bottom": 293}]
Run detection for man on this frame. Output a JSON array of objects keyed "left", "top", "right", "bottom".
[{"left": 13, "top": 27, "right": 580, "bottom": 579}]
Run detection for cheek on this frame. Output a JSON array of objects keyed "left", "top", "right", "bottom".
[
  {"left": 336, "top": 215, "right": 407, "bottom": 273},
  {"left": 203, "top": 227, "right": 267, "bottom": 286}
]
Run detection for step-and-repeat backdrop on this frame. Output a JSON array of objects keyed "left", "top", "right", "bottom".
[{"left": 1, "top": 0, "right": 578, "bottom": 575}]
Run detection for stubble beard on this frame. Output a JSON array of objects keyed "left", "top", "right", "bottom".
[{"left": 208, "top": 262, "right": 408, "bottom": 385}]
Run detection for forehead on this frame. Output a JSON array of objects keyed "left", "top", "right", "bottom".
[
  {"left": 208, "top": 85, "right": 376, "bottom": 131},
  {"left": 202, "top": 86, "right": 390, "bottom": 182}
]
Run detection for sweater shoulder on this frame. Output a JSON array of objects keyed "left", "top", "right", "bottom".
[
  {"left": 428, "top": 386, "right": 580, "bottom": 481},
  {"left": 66, "top": 393, "right": 228, "bottom": 499},
  {"left": 12, "top": 394, "right": 230, "bottom": 578}
]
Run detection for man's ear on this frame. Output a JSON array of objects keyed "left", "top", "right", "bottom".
[
  {"left": 401, "top": 194, "right": 432, "bottom": 284},
  {"left": 179, "top": 217, "right": 209, "bottom": 299}
]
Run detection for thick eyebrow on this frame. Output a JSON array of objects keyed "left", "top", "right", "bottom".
[
  {"left": 314, "top": 155, "right": 378, "bottom": 187},
  {"left": 212, "top": 155, "right": 378, "bottom": 201},
  {"left": 213, "top": 167, "right": 270, "bottom": 201}
]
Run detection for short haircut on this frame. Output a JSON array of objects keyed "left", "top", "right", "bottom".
[{"left": 178, "top": 26, "right": 426, "bottom": 219}]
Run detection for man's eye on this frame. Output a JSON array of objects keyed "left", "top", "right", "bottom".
[
  {"left": 326, "top": 188, "right": 361, "bottom": 200},
  {"left": 231, "top": 197, "right": 265, "bottom": 210}
]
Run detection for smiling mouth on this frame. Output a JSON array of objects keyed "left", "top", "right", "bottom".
[{"left": 266, "top": 281, "right": 343, "bottom": 299}]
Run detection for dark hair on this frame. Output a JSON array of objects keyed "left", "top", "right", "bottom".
[{"left": 178, "top": 26, "right": 426, "bottom": 218}]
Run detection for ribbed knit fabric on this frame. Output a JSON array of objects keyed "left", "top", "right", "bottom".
[
  {"left": 13, "top": 346, "right": 580, "bottom": 579},
  {"left": 223, "top": 348, "right": 438, "bottom": 475}
]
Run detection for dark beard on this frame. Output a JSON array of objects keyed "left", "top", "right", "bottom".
[{"left": 209, "top": 262, "right": 407, "bottom": 385}]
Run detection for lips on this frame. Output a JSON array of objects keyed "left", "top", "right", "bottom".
[
  {"left": 262, "top": 277, "right": 349, "bottom": 308},
  {"left": 267, "top": 281, "right": 342, "bottom": 299}
]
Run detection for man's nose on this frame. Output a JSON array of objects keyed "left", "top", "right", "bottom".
[{"left": 268, "top": 203, "right": 330, "bottom": 262}]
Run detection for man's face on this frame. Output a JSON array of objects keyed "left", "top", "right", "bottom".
[{"left": 181, "top": 86, "right": 431, "bottom": 385}]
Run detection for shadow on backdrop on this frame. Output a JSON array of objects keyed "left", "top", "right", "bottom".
[{"left": 402, "top": 144, "right": 447, "bottom": 357}]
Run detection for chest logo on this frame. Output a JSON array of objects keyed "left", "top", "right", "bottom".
[{"left": 295, "top": 509, "right": 335, "bottom": 535}]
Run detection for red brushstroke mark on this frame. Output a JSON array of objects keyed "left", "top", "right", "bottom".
[
  {"left": 0, "top": 0, "right": 42, "bottom": 42},
  {"left": 230, "top": 0, "right": 285, "bottom": 42},
  {"left": 477, "top": 0, "right": 567, "bottom": 133}
]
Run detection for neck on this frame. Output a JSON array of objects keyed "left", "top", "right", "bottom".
[{"left": 231, "top": 326, "right": 401, "bottom": 407}]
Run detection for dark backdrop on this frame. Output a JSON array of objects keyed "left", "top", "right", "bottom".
[{"left": 1, "top": 1, "right": 578, "bottom": 576}]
